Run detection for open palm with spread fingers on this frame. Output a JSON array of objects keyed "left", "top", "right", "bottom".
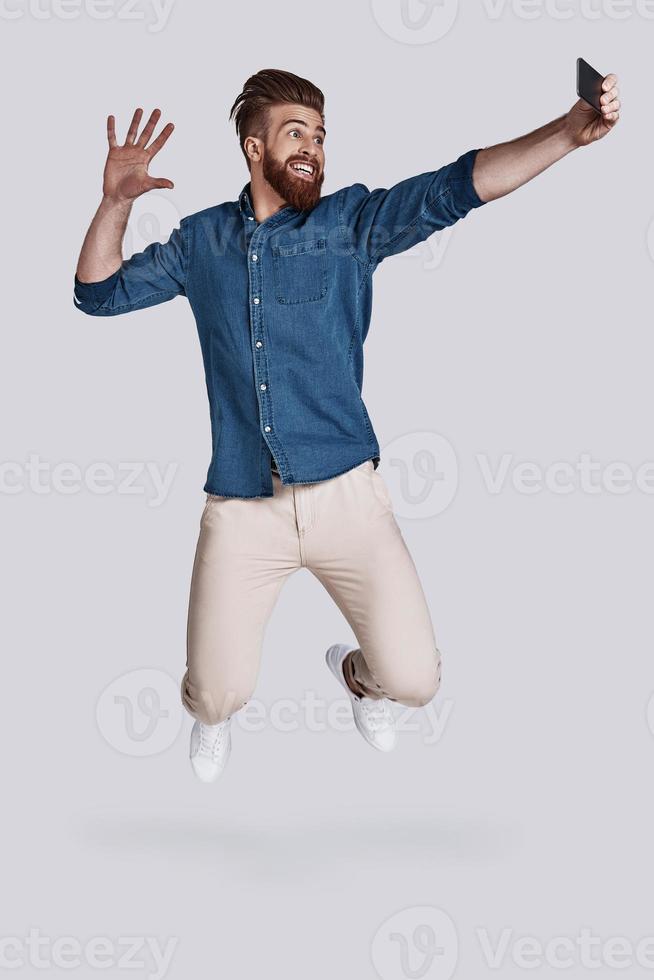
[{"left": 103, "top": 108, "right": 175, "bottom": 203}]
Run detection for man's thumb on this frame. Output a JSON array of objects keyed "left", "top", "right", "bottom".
[{"left": 149, "top": 177, "right": 174, "bottom": 191}]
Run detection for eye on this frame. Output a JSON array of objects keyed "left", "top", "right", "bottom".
[
  {"left": 289, "top": 129, "right": 301, "bottom": 138},
  {"left": 314, "top": 136, "right": 323, "bottom": 146}
]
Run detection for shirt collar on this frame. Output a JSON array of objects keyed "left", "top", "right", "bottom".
[{"left": 238, "top": 182, "right": 254, "bottom": 217}]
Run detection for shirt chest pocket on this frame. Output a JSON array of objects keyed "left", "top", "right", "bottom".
[{"left": 271, "top": 238, "right": 328, "bottom": 305}]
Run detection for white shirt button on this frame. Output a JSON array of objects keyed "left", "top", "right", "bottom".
[
  {"left": 255, "top": 341, "right": 263, "bottom": 349},
  {"left": 253, "top": 297, "right": 260, "bottom": 305},
  {"left": 260, "top": 383, "right": 267, "bottom": 391},
  {"left": 252, "top": 254, "right": 258, "bottom": 262},
  {"left": 264, "top": 425, "right": 271, "bottom": 433},
  {"left": 248, "top": 216, "right": 254, "bottom": 221}
]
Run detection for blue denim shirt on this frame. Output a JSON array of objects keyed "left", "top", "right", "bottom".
[{"left": 74, "top": 147, "right": 486, "bottom": 497}]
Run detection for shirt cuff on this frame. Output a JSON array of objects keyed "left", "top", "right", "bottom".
[
  {"left": 73, "top": 269, "right": 121, "bottom": 307},
  {"left": 449, "top": 148, "right": 486, "bottom": 211}
]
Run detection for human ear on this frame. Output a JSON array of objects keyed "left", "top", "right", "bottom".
[{"left": 244, "top": 136, "right": 262, "bottom": 164}]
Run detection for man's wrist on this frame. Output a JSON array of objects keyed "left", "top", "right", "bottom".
[
  {"left": 557, "top": 112, "right": 583, "bottom": 153},
  {"left": 100, "top": 194, "right": 134, "bottom": 215}
]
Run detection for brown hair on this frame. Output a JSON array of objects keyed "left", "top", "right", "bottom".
[{"left": 229, "top": 68, "right": 325, "bottom": 170}]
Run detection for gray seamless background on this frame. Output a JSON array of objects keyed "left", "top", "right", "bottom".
[{"left": 1, "top": 1, "right": 653, "bottom": 978}]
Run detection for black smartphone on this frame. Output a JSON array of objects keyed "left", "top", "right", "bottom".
[{"left": 577, "top": 57, "right": 604, "bottom": 113}]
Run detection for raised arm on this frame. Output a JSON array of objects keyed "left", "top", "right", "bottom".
[
  {"left": 74, "top": 108, "right": 187, "bottom": 316},
  {"left": 472, "top": 72, "right": 620, "bottom": 203},
  {"left": 76, "top": 108, "right": 175, "bottom": 282}
]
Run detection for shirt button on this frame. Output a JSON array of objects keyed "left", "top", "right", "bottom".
[
  {"left": 264, "top": 425, "right": 271, "bottom": 433},
  {"left": 252, "top": 254, "right": 258, "bottom": 262},
  {"left": 255, "top": 341, "right": 263, "bottom": 349},
  {"left": 260, "top": 383, "right": 267, "bottom": 391},
  {"left": 253, "top": 297, "right": 260, "bottom": 305},
  {"left": 248, "top": 217, "right": 254, "bottom": 221}
]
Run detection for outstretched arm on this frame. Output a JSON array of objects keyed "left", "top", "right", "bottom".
[{"left": 472, "top": 73, "right": 620, "bottom": 204}]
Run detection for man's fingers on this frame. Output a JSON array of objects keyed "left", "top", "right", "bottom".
[
  {"left": 601, "top": 98, "right": 620, "bottom": 115},
  {"left": 107, "top": 114, "right": 117, "bottom": 148},
  {"left": 146, "top": 121, "right": 175, "bottom": 158},
  {"left": 136, "top": 108, "right": 162, "bottom": 148},
  {"left": 599, "top": 76, "right": 621, "bottom": 126},
  {"left": 124, "top": 107, "right": 143, "bottom": 145}
]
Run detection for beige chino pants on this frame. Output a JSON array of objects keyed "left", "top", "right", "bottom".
[{"left": 181, "top": 460, "right": 441, "bottom": 725}]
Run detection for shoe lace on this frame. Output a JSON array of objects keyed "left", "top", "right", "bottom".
[
  {"left": 198, "top": 721, "right": 228, "bottom": 761},
  {"left": 358, "top": 697, "right": 393, "bottom": 732}
]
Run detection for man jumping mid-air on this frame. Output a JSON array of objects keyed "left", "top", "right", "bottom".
[{"left": 74, "top": 68, "right": 620, "bottom": 782}]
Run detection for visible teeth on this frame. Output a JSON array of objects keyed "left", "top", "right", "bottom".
[{"left": 291, "top": 163, "right": 314, "bottom": 175}]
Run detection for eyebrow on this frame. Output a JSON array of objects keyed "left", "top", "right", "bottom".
[{"left": 281, "top": 117, "right": 327, "bottom": 137}]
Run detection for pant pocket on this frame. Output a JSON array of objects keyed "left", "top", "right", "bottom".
[
  {"left": 368, "top": 465, "right": 395, "bottom": 514},
  {"left": 201, "top": 493, "right": 223, "bottom": 525}
]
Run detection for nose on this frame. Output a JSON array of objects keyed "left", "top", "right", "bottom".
[{"left": 298, "top": 146, "right": 321, "bottom": 166}]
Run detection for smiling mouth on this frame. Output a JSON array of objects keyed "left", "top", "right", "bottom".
[{"left": 288, "top": 161, "right": 317, "bottom": 181}]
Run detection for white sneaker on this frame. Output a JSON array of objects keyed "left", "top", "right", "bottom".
[
  {"left": 189, "top": 717, "right": 232, "bottom": 783},
  {"left": 325, "top": 643, "right": 397, "bottom": 752}
]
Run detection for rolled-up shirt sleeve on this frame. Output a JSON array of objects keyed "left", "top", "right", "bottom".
[
  {"left": 338, "top": 147, "right": 486, "bottom": 268},
  {"left": 73, "top": 219, "right": 188, "bottom": 316}
]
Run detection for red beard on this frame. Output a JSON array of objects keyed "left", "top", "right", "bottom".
[{"left": 263, "top": 151, "right": 324, "bottom": 212}]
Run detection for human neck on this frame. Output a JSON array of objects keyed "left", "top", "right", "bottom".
[{"left": 249, "top": 170, "right": 289, "bottom": 224}]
